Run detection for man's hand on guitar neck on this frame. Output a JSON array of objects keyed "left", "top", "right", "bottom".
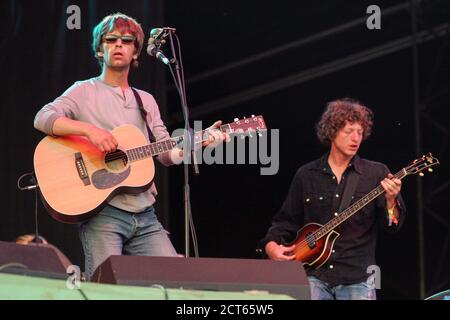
[
  {"left": 265, "top": 241, "right": 296, "bottom": 261},
  {"left": 202, "top": 120, "right": 231, "bottom": 148},
  {"left": 381, "top": 173, "right": 402, "bottom": 208},
  {"left": 170, "top": 120, "right": 231, "bottom": 164}
]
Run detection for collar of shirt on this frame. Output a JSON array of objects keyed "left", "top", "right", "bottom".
[
  {"left": 309, "top": 152, "right": 362, "bottom": 175},
  {"left": 95, "top": 77, "right": 135, "bottom": 107}
]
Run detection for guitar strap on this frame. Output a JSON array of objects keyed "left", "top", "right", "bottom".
[
  {"left": 131, "top": 88, "right": 156, "bottom": 143},
  {"left": 338, "top": 169, "right": 360, "bottom": 213}
]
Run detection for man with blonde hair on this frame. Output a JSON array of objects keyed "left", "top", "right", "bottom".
[{"left": 35, "top": 13, "right": 227, "bottom": 280}]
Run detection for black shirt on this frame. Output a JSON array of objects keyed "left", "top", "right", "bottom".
[{"left": 259, "top": 153, "right": 406, "bottom": 286}]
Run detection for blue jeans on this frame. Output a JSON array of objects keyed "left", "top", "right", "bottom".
[
  {"left": 308, "top": 275, "right": 376, "bottom": 300},
  {"left": 79, "top": 205, "right": 178, "bottom": 280}
]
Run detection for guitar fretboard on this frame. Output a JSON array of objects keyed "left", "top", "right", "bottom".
[
  {"left": 125, "top": 124, "right": 232, "bottom": 162},
  {"left": 313, "top": 169, "right": 407, "bottom": 241}
]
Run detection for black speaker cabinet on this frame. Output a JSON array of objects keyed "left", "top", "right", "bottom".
[
  {"left": 92, "top": 256, "right": 310, "bottom": 299},
  {"left": 0, "top": 241, "right": 71, "bottom": 278}
]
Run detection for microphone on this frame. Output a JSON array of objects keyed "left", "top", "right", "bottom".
[
  {"left": 147, "top": 45, "right": 170, "bottom": 65},
  {"left": 147, "top": 27, "right": 173, "bottom": 65}
]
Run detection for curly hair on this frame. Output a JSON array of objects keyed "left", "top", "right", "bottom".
[
  {"left": 316, "top": 98, "right": 374, "bottom": 146},
  {"left": 92, "top": 13, "right": 145, "bottom": 68}
]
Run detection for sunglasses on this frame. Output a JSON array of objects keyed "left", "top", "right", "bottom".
[{"left": 103, "top": 34, "right": 136, "bottom": 44}]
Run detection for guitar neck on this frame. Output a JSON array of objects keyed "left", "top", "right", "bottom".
[
  {"left": 125, "top": 125, "right": 233, "bottom": 162},
  {"left": 313, "top": 168, "right": 407, "bottom": 241}
]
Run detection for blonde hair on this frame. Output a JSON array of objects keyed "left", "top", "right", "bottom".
[{"left": 15, "top": 234, "right": 48, "bottom": 245}]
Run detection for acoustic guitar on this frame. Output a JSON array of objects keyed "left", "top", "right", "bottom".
[{"left": 34, "top": 115, "right": 266, "bottom": 223}]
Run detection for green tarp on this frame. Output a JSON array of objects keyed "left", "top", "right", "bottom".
[{"left": 0, "top": 273, "right": 294, "bottom": 300}]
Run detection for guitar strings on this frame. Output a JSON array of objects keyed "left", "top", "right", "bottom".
[
  {"left": 101, "top": 123, "right": 264, "bottom": 162},
  {"left": 101, "top": 130, "right": 209, "bottom": 163},
  {"left": 293, "top": 173, "right": 403, "bottom": 253},
  {"left": 291, "top": 170, "right": 404, "bottom": 255},
  {"left": 101, "top": 129, "right": 224, "bottom": 162},
  {"left": 102, "top": 142, "right": 176, "bottom": 162}
]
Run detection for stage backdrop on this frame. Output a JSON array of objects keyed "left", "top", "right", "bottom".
[{"left": 2, "top": 0, "right": 449, "bottom": 299}]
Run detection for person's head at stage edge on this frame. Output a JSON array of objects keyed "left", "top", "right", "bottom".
[{"left": 15, "top": 234, "right": 48, "bottom": 245}]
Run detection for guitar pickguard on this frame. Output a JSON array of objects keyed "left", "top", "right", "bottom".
[{"left": 92, "top": 167, "right": 131, "bottom": 189}]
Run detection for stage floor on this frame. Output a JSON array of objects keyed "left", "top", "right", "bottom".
[{"left": 0, "top": 273, "right": 294, "bottom": 300}]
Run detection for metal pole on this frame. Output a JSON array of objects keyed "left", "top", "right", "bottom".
[{"left": 411, "top": 0, "right": 426, "bottom": 299}]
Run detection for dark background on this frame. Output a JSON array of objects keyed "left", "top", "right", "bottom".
[{"left": 2, "top": 0, "right": 449, "bottom": 299}]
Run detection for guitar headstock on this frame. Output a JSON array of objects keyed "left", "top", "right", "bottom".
[
  {"left": 405, "top": 153, "right": 440, "bottom": 177},
  {"left": 226, "top": 115, "right": 267, "bottom": 138}
]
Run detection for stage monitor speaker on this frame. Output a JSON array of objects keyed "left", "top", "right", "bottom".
[
  {"left": 92, "top": 256, "right": 310, "bottom": 299},
  {"left": 0, "top": 241, "right": 71, "bottom": 279}
]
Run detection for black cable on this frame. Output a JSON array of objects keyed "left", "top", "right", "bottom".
[
  {"left": 167, "top": 33, "right": 200, "bottom": 258},
  {"left": 168, "top": 63, "right": 188, "bottom": 129},
  {"left": 16, "top": 172, "right": 36, "bottom": 191},
  {"left": 0, "top": 263, "right": 28, "bottom": 272},
  {"left": 66, "top": 269, "right": 90, "bottom": 300},
  {"left": 17, "top": 172, "right": 42, "bottom": 244},
  {"left": 77, "top": 287, "right": 90, "bottom": 300},
  {"left": 174, "top": 33, "right": 187, "bottom": 106},
  {"left": 173, "top": 32, "right": 199, "bottom": 258},
  {"left": 151, "top": 284, "right": 170, "bottom": 300},
  {"left": 34, "top": 186, "right": 40, "bottom": 244}
]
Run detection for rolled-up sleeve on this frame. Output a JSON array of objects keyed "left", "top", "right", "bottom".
[{"left": 34, "top": 83, "right": 83, "bottom": 135}]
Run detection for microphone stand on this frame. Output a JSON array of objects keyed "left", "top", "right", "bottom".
[{"left": 161, "top": 29, "right": 199, "bottom": 258}]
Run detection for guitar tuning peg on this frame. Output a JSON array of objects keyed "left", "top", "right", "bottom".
[
  {"left": 419, "top": 172, "right": 424, "bottom": 177},
  {"left": 428, "top": 168, "right": 433, "bottom": 172}
]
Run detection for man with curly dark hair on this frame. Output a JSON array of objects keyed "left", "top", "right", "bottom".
[{"left": 259, "top": 98, "right": 406, "bottom": 300}]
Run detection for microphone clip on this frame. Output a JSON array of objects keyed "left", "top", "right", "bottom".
[
  {"left": 149, "top": 27, "right": 176, "bottom": 49},
  {"left": 147, "top": 27, "right": 176, "bottom": 66}
]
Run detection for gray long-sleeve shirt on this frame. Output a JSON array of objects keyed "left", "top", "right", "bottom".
[{"left": 34, "top": 76, "right": 174, "bottom": 213}]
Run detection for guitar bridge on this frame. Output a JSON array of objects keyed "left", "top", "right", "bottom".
[{"left": 74, "top": 152, "right": 91, "bottom": 186}]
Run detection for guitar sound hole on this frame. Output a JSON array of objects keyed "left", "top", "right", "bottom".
[{"left": 104, "top": 150, "right": 128, "bottom": 172}]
